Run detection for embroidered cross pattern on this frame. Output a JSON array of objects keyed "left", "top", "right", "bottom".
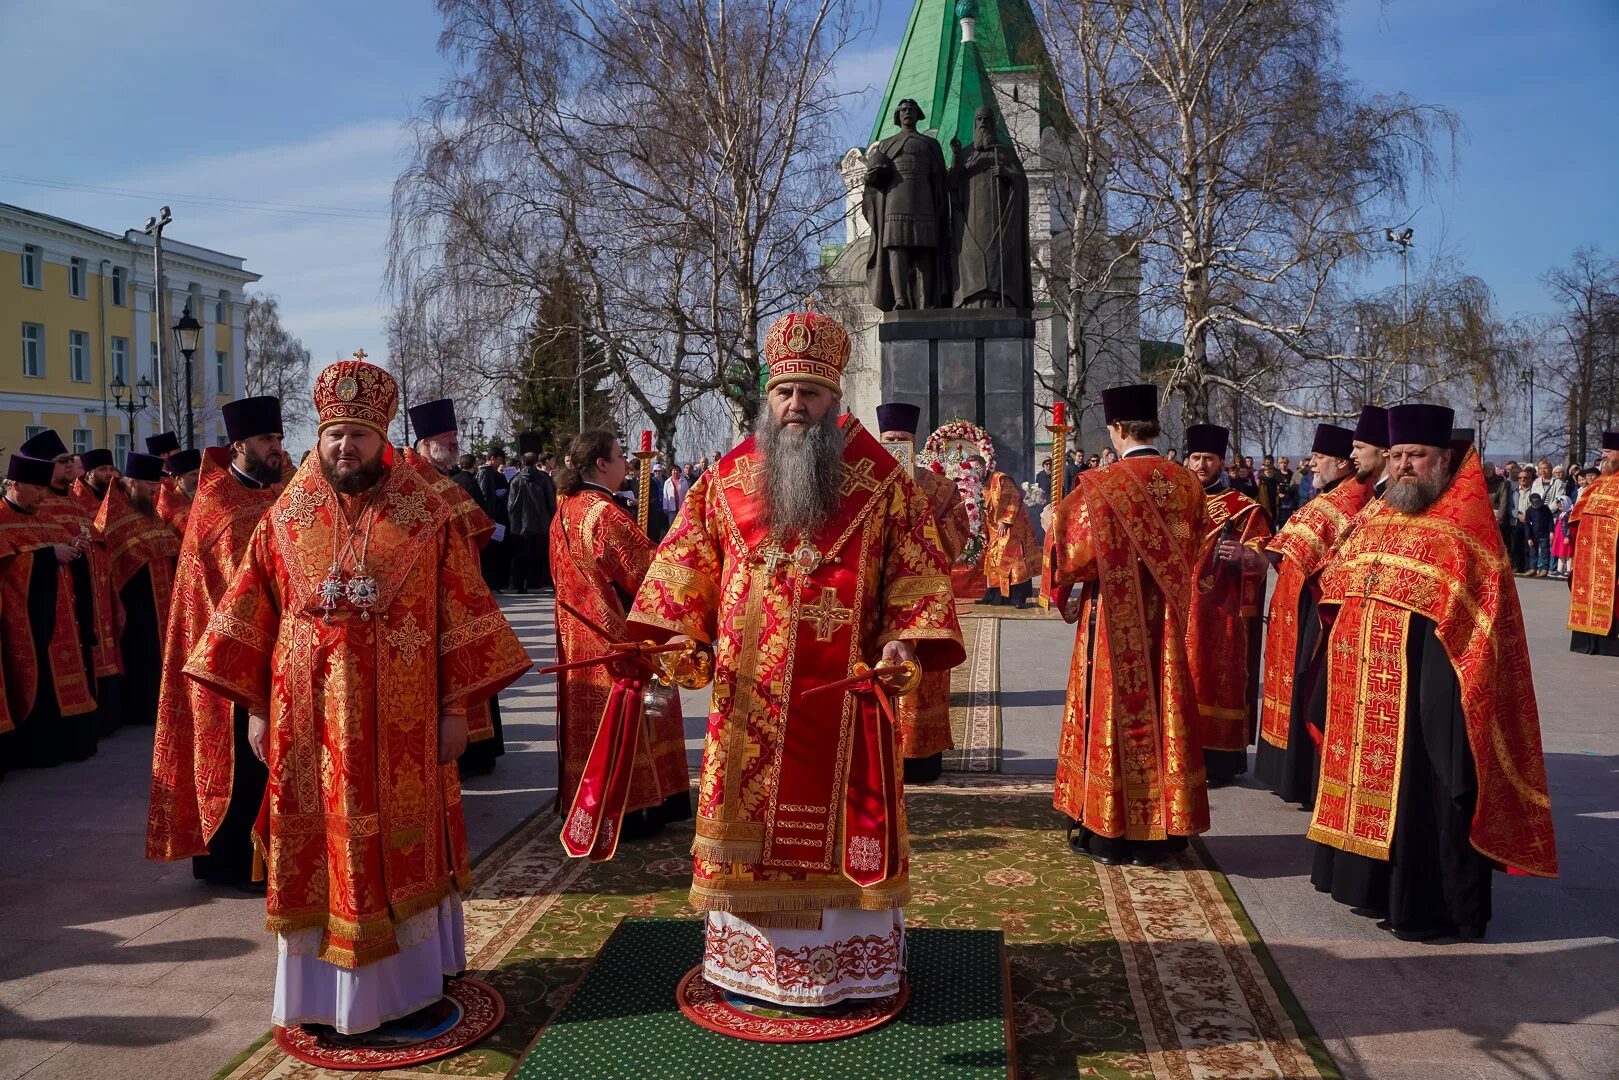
[
  {"left": 388, "top": 489, "right": 431, "bottom": 530},
  {"left": 278, "top": 484, "right": 325, "bottom": 528},
  {"left": 723, "top": 458, "right": 761, "bottom": 496},
  {"left": 385, "top": 612, "right": 431, "bottom": 652},
  {"left": 847, "top": 835, "right": 882, "bottom": 873},
  {"left": 1147, "top": 471, "right": 1176, "bottom": 507},
  {"left": 839, "top": 458, "right": 883, "bottom": 496},
  {"left": 800, "top": 587, "right": 854, "bottom": 642}
]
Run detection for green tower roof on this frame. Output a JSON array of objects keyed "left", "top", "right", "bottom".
[
  {"left": 936, "top": 37, "right": 1009, "bottom": 166},
  {"left": 869, "top": 0, "right": 1070, "bottom": 145}
]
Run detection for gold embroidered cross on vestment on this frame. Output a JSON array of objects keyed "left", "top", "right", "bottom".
[{"left": 800, "top": 587, "right": 854, "bottom": 642}]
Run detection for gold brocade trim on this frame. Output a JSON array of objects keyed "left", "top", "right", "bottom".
[
  {"left": 741, "top": 910, "right": 826, "bottom": 930},
  {"left": 206, "top": 608, "right": 271, "bottom": 651},
  {"left": 689, "top": 879, "right": 910, "bottom": 914},
  {"left": 695, "top": 815, "right": 767, "bottom": 841},
  {"left": 1198, "top": 704, "right": 1247, "bottom": 721},
  {"left": 643, "top": 561, "right": 720, "bottom": 606},
  {"left": 629, "top": 607, "right": 710, "bottom": 644},
  {"left": 438, "top": 609, "right": 507, "bottom": 654},
  {"left": 883, "top": 573, "right": 952, "bottom": 604}
]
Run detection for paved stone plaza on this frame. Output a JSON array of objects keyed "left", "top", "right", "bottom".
[{"left": 0, "top": 582, "right": 1614, "bottom": 1079}]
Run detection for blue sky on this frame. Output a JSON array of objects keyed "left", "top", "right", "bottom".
[{"left": 2, "top": 0, "right": 1615, "bottom": 384}]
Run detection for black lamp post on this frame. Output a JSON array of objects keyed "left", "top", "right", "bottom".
[
  {"left": 171, "top": 305, "right": 202, "bottom": 450},
  {"left": 1474, "top": 402, "right": 1487, "bottom": 457},
  {"left": 111, "top": 375, "right": 154, "bottom": 465}
]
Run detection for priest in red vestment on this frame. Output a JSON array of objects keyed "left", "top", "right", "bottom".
[
  {"left": 625, "top": 310, "right": 964, "bottom": 1007},
  {"left": 406, "top": 397, "right": 507, "bottom": 776},
  {"left": 159, "top": 448, "right": 202, "bottom": 537},
  {"left": 977, "top": 460, "right": 1039, "bottom": 608},
  {"left": 876, "top": 403, "right": 970, "bottom": 783},
  {"left": 0, "top": 453, "right": 98, "bottom": 774},
  {"left": 1310, "top": 404, "right": 1557, "bottom": 941},
  {"left": 1182, "top": 424, "right": 1272, "bottom": 786},
  {"left": 1043, "top": 384, "right": 1209, "bottom": 866},
  {"left": 95, "top": 453, "right": 180, "bottom": 726},
  {"left": 185, "top": 361, "right": 530, "bottom": 1037},
  {"left": 1253, "top": 422, "right": 1369, "bottom": 806},
  {"left": 1568, "top": 431, "right": 1619, "bottom": 656},
  {"left": 72, "top": 449, "right": 117, "bottom": 513},
  {"left": 552, "top": 428, "right": 691, "bottom": 838},
  {"left": 149, "top": 396, "right": 289, "bottom": 888},
  {"left": 21, "top": 429, "right": 118, "bottom": 755}
]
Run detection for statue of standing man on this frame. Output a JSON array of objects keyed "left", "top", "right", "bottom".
[
  {"left": 863, "top": 98, "right": 950, "bottom": 311},
  {"left": 950, "top": 106, "right": 1032, "bottom": 310}
]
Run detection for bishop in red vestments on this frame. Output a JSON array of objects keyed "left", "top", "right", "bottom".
[
  {"left": 977, "top": 463, "right": 1040, "bottom": 608},
  {"left": 875, "top": 403, "right": 970, "bottom": 783},
  {"left": 185, "top": 360, "right": 530, "bottom": 1036},
  {"left": 1044, "top": 384, "right": 1209, "bottom": 866},
  {"left": 1182, "top": 424, "right": 1272, "bottom": 786},
  {"left": 625, "top": 311, "right": 963, "bottom": 1007},
  {"left": 552, "top": 428, "right": 691, "bottom": 838},
  {"left": 149, "top": 397, "right": 290, "bottom": 888}
]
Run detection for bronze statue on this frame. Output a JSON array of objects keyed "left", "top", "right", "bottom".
[
  {"left": 862, "top": 98, "right": 950, "bottom": 311},
  {"left": 950, "top": 106, "right": 1032, "bottom": 310}
]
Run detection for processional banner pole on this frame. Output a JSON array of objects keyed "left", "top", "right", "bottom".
[
  {"left": 1042, "top": 400, "right": 1071, "bottom": 609},
  {"left": 635, "top": 430, "right": 656, "bottom": 536}
]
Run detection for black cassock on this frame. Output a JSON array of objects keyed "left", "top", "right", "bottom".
[
  {"left": 14, "top": 551, "right": 97, "bottom": 767},
  {"left": 1310, "top": 613, "right": 1494, "bottom": 937},
  {"left": 1253, "top": 575, "right": 1324, "bottom": 808},
  {"left": 117, "top": 566, "right": 164, "bottom": 725},
  {"left": 190, "top": 704, "right": 269, "bottom": 887}
]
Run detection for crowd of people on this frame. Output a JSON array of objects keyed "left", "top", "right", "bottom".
[{"left": 1, "top": 309, "right": 1608, "bottom": 1054}]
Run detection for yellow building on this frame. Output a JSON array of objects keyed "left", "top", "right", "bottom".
[{"left": 0, "top": 203, "right": 261, "bottom": 466}]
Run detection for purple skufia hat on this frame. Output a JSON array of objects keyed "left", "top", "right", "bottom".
[
  {"left": 6, "top": 454, "right": 56, "bottom": 486},
  {"left": 875, "top": 402, "right": 922, "bottom": 437},
  {"left": 1311, "top": 424, "right": 1354, "bottom": 460},
  {"left": 1184, "top": 424, "right": 1229, "bottom": 459},
  {"left": 1353, "top": 405, "right": 1389, "bottom": 449},
  {"left": 223, "top": 396, "right": 284, "bottom": 442},
  {"left": 19, "top": 429, "right": 68, "bottom": 460},
  {"left": 1101, "top": 384, "right": 1157, "bottom": 424},
  {"left": 1387, "top": 403, "right": 1455, "bottom": 449},
  {"left": 406, "top": 398, "right": 457, "bottom": 441},
  {"left": 80, "top": 448, "right": 114, "bottom": 471},
  {"left": 145, "top": 431, "right": 181, "bottom": 455}
]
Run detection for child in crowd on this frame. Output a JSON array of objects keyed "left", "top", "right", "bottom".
[
  {"left": 1523, "top": 492, "right": 1554, "bottom": 578},
  {"left": 1550, "top": 488, "right": 1575, "bottom": 578}
]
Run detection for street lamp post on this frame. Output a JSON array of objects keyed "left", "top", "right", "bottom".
[
  {"left": 143, "top": 207, "right": 172, "bottom": 432},
  {"left": 1475, "top": 402, "right": 1487, "bottom": 457},
  {"left": 110, "top": 374, "right": 154, "bottom": 464},
  {"left": 1385, "top": 227, "right": 1414, "bottom": 399},
  {"left": 172, "top": 306, "right": 202, "bottom": 450},
  {"left": 1521, "top": 369, "right": 1534, "bottom": 462}
]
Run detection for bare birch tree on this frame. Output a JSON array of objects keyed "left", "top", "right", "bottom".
[{"left": 243, "top": 293, "right": 315, "bottom": 433}]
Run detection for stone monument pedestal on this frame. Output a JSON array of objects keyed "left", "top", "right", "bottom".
[{"left": 878, "top": 309, "right": 1036, "bottom": 485}]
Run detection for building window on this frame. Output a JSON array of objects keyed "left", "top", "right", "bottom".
[
  {"left": 216, "top": 350, "right": 229, "bottom": 394},
  {"left": 24, "top": 425, "right": 46, "bottom": 442},
  {"left": 111, "top": 336, "right": 129, "bottom": 383},
  {"left": 111, "top": 266, "right": 127, "bottom": 306},
  {"left": 114, "top": 432, "right": 131, "bottom": 471},
  {"left": 22, "top": 323, "right": 43, "bottom": 377},
  {"left": 216, "top": 290, "right": 229, "bottom": 324},
  {"left": 21, "top": 245, "right": 40, "bottom": 288},
  {"left": 69, "top": 257, "right": 86, "bottom": 298},
  {"left": 69, "top": 330, "right": 90, "bottom": 382},
  {"left": 215, "top": 434, "right": 230, "bottom": 448},
  {"left": 72, "top": 429, "right": 92, "bottom": 455}
]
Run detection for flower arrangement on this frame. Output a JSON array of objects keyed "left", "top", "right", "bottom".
[
  {"left": 921, "top": 420, "right": 996, "bottom": 567},
  {"left": 1021, "top": 480, "right": 1047, "bottom": 507}
]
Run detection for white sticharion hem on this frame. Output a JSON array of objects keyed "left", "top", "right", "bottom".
[{"left": 702, "top": 908, "right": 906, "bottom": 1008}]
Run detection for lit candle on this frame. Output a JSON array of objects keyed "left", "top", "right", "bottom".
[
  {"left": 640, "top": 430, "right": 652, "bottom": 453},
  {"left": 1053, "top": 401, "right": 1065, "bottom": 426}
]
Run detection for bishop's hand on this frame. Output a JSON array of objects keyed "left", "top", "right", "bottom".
[
  {"left": 248, "top": 715, "right": 269, "bottom": 764},
  {"left": 880, "top": 638, "right": 918, "bottom": 670},
  {"left": 438, "top": 713, "right": 469, "bottom": 764},
  {"left": 1041, "top": 505, "right": 1056, "bottom": 532}
]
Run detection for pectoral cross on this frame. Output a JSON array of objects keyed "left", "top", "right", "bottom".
[{"left": 757, "top": 540, "right": 793, "bottom": 577}]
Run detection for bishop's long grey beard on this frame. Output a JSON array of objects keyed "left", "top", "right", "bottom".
[
  {"left": 1384, "top": 470, "right": 1447, "bottom": 514},
  {"left": 755, "top": 408, "right": 845, "bottom": 539}
]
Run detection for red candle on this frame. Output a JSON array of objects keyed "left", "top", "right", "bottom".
[
  {"left": 1053, "top": 401, "right": 1065, "bottom": 426},
  {"left": 640, "top": 430, "right": 652, "bottom": 453}
]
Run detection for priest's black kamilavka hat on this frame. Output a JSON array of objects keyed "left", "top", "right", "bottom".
[
  {"left": 1184, "top": 423, "right": 1229, "bottom": 459},
  {"left": 875, "top": 403, "right": 922, "bottom": 437},
  {"left": 6, "top": 454, "right": 55, "bottom": 486},
  {"left": 1450, "top": 428, "right": 1475, "bottom": 449},
  {"left": 1603, "top": 431, "right": 1619, "bottom": 451},
  {"left": 124, "top": 452, "right": 166, "bottom": 482},
  {"left": 223, "top": 396, "right": 284, "bottom": 442},
  {"left": 145, "top": 432, "right": 181, "bottom": 455},
  {"left": 166, "top": 448, "right": 202, "bottom": 476},
  {"left": 79, "top": 448, "right": 114, "bottom": 471},
  {"left": 1311, "top": 424, "right": 1354, "bottom": 460},
  {"left": 20, "top": 429, "right": 68, "bottom": 460},
  {"left": 1101, "top": 384, "right": 1158, "bottom": 424},
  {"left": 1353, "top": 405, "right": 1390, "bottom": 449},
  {"left": 1387, "top": 403, "right": 1455, "bottom": 449},
  {"left": 407, "top": 398, "right": 458, "bottom": 441}
]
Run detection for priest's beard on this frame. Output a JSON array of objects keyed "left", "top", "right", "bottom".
[
  {"left": 755, "top": 407, "right": 844, "bottom": 538},
  {"left": 240, "top": 445, "right": 282, "bottom": 485},
  {"left": 320, "top": 447, "right": 386, "bottom": 495},
  {"left": 124, "top": 483, "right": 157, "bottom": 517},
  {"left": 1385, "top": 470, "right": 1447, "bottom": 514}
]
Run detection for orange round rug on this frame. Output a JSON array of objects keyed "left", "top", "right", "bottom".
[
  {"left": 272, "top": 976, "right": 504, "bottom": 1071},
  {"left": 675, "top": 966, "right": 909, "bottom": 1043}
]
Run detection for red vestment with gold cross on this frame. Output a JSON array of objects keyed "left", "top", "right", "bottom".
[
  {"left": 1257, "top": 476, "right": 1374, "bottom": 751},
  {"left": 157, "top": 478, "right": 193, "bottom": 538},
  {"left": 982, "top": 471, "right": 1039, "bottom": 590},
  {"left": 1187, "top": 486, "right": 1272, "bottom": 752},
  {"left": 183, "top": 457, "right": 531, "bottom": 967},
  {"left": 1308, "top": 452, "right": 1557, "bottom": 878},
  {"left": 1568, "top": 472, "right": 1619, "bottom": 638},
  {"left": 38, "top": 491, "right": 121, "bottom": 680},
  {"left": 552, "top": 485, "right": 689, "bottom": 817},
  {"left": 627, "top": 417, "right": 964, "bottom": 921},
  {"left": 96, "top": 480, "right": 180, "bottom": 630},
  {"left": 899, "top": 467, "right": 970, "bottom": 759},
  {"left": 0, "top": 507, "right": 96, "bottom": 734},
  {"left": 1046, "top": 455, "right": 1210, "bottom": 839},
  {"left": 148, "top": 448, "right": 286, "bottom": 861}
]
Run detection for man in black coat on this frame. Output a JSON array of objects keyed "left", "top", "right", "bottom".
[
  {"left": 477, "top": 446, "right": 512, "bottom": 591},
  {"left": 507, "top": 438, "right": 556, "bottom": 592}
]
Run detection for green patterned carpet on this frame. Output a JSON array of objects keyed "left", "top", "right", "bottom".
[{"left": 217, "top": 779, "right": 1336, "bottom": 1080}]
